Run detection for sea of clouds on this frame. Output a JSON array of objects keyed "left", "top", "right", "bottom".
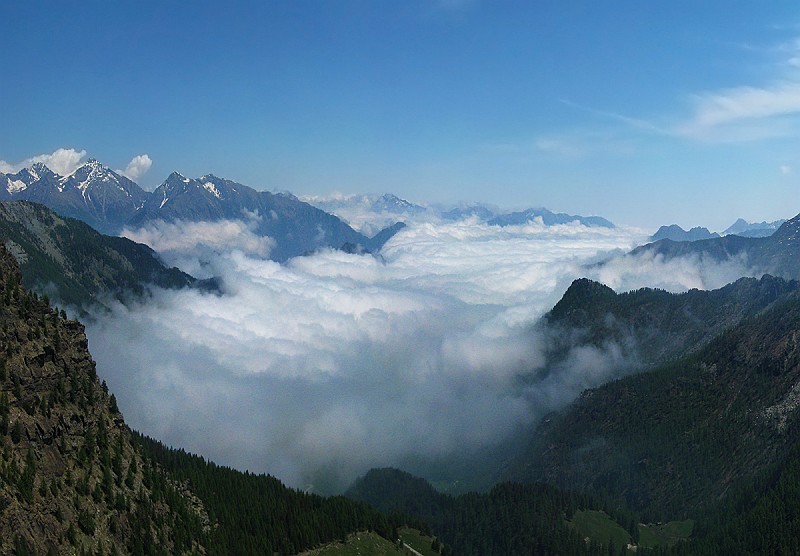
[{"left": 83, "top": 216, "right": 752, "bottom": 492}]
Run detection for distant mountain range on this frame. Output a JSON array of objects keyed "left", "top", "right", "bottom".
[
  {"left": 650, "top": 218, "right": 787, "bottom": 242},
  {"left": 0, "top": 160, "right": 401, "bottom": 261},
  {"left": 635, "top": 212, "right": 800, "bottom": 280},
  {"left": 304, "top": 193, "right": 616, "bottom": 233},
  {"left": 723, "top": 217, "right": 786, "bottom": 237},
  {"left": 650, "top": 224, "right": 720, "bottom": 242},
  {"left": 487, "top": 207, "right": 614, "bottom": 228}
]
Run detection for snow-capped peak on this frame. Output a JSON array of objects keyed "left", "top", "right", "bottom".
[
  {"left": 27, "top": 164, "right": 45, "bottom": 181},
  {"left": 165, "top": 171, "right": 191, "bottom": 184}
]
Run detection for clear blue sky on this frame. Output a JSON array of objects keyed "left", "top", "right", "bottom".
[{"left": 3, "top": 0, "right": 800, "bottom": 230}]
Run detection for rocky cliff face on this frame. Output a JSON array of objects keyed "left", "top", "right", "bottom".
[{"left": 0, "top": 244, "right": 205, "bottom": 554}]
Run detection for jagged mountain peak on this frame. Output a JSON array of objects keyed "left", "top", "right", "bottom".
[
  {"left": 24, "top": 162, "right": 58, "bottom": 182},
  {"left": 651, "top": 224, "right": 719, "bottom": 242},
  {"left": 72, "top": 159, "right": 117, "bottom": 180},
  {"left": 158, "top": 172, "right": 199, "bottom": 193},
  {"left": 82, "top": 157, "right": 102, "bottom": 167},
  {"left": 29, "top": 161, "right": 52, "bottom": 173},
  {"left": 165, "top": 170, "right": 190, "bottom": 182}
]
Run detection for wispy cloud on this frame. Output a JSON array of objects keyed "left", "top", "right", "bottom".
[
  {"left": 531, "top": 35, "right": 800, "bottom": 149},
  {"left": 673, "top": 35, "right": 800, "bottom": 142},
  {"left": 0, "top": 148, "right": 87, "bottom": 175},
  {"left": 675, "top": 82, "right": 800, "bottom": 141},
  {"left": 558, "top": 98, "right": 666, "bottom": 135},
  {"left": 531, "top": 131, "right": 639, "bottom": 158},
  {"left": 122, "top": 217, "right": 275, "bottom": 275}
]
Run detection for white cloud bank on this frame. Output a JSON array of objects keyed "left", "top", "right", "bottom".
[
  {"left": 0, "top": 148, "right": 87, "bottom": 175},
  {"left": 85, "top": 219, "right": 753, "bottom": 492}
]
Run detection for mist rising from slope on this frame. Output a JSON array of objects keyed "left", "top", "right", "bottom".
[{"left": 86, "top": 219, "right": 753, "bottom": 492}]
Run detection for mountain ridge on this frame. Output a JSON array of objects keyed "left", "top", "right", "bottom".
[
  {"left": 2, "top": 160, "right": 402, "bottom": 262},
  {"left": 508, "top": 275, "right": 800, "bottom": 520},
  {"left": 0, "top": 201, "right": 196, "bottom": 312},
  {"left": 629, "top": 211, "right": 800, "bottom": 280}
]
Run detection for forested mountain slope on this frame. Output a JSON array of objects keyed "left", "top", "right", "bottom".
[
  {"left": 0, "top": 201, "right": 195, "bottom": 311},
  {"left": 0, "top": 243, "right": 404, "bottom": 554},
  {"left": 0, "top": 242, "right": 204, "bottom": 554},
  {"left": 510, "top": 292, "right": 800, "bottom": 520},
  {"left": 346, "top": 467, "right": 626, "bottom": 556},
  {"left": 542, "top": 274, "right": 800, "bottom": 370}
]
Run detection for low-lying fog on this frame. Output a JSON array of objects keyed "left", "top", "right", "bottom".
[{"left": 84, "top": 216, "right": 752, "bottom": 492}]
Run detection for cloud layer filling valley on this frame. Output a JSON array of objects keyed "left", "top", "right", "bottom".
[{"left": 84, "top": 218, "right": 751, "bottom": 491}]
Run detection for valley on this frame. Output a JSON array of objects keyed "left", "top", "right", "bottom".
[
  {"left": 7, "top": 3, "right": 800, "bottom": 553},
  {"left": 2, "top": 168, "right": 800, "bottom": 552}
]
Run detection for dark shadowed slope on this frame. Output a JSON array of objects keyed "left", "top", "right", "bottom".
[
  {"left": 542, "top": 274, "right": 800, "bottom": 370},
  {"left": 0, "top": 241, "right": 405, "bottom": 554},
  {"left": 510, "top": 290, "right": 800, "bottom": 520},
  {"left": 0, "top": 201, "right": 194, "bottom": 310}
]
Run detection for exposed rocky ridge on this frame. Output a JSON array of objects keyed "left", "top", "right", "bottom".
[
  {"left": 0, "top": 239, "right": 402, "bottom": 554},
  {"left": 0, "top": 201, "right": 195, "bottom": 311},
  {"left": 0, "top": 243, "right": 205, "bottom": 554}
]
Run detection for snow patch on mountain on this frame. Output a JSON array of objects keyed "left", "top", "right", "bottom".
[
  {"left": 7, "top": 180, "right": 27, "bottom": 194},
  {"left": 203, "top": 181, "right": 222, "bottom": 199}
]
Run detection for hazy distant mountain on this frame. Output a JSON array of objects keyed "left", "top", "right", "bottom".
[
  {"left": 723, "top": 217, "right": 785, "bottom": 238},
  {"left": 487, "top": 207, "right": 614, "bottom": 228},
  {"left": 301, "top": 193, "right": 428, "bottom": 237},
  {"left": 439, "top": 203, "right": 500, "bottom": 222},
  {"left": 1, "top": 161, "right": 403, "bottom": 262},
  {"left": 305, "top": 194, "right": 615, "bottom": 232},
  {"left": 631, "top": 212, "right": 800, "bottom": 280},
  {"left": 650, "top": 224, "right": 719, "bottom": 242},
  {"left": 647, "top": 219, "right": 786, "bottom": 243},
  {"left": 307, "top": 193, "right": 428, "bottom": 217}
]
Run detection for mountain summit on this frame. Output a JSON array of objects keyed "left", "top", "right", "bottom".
[
  {"left": 1, "top": 160, "right": 147, "bottom": 234},
  {"left": 1, "top": 160, "right": 404, "bottom": 261}
]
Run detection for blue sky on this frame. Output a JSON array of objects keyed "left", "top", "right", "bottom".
[{"left": 3, "top": 1, "right": 800, "bottom": 230}]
